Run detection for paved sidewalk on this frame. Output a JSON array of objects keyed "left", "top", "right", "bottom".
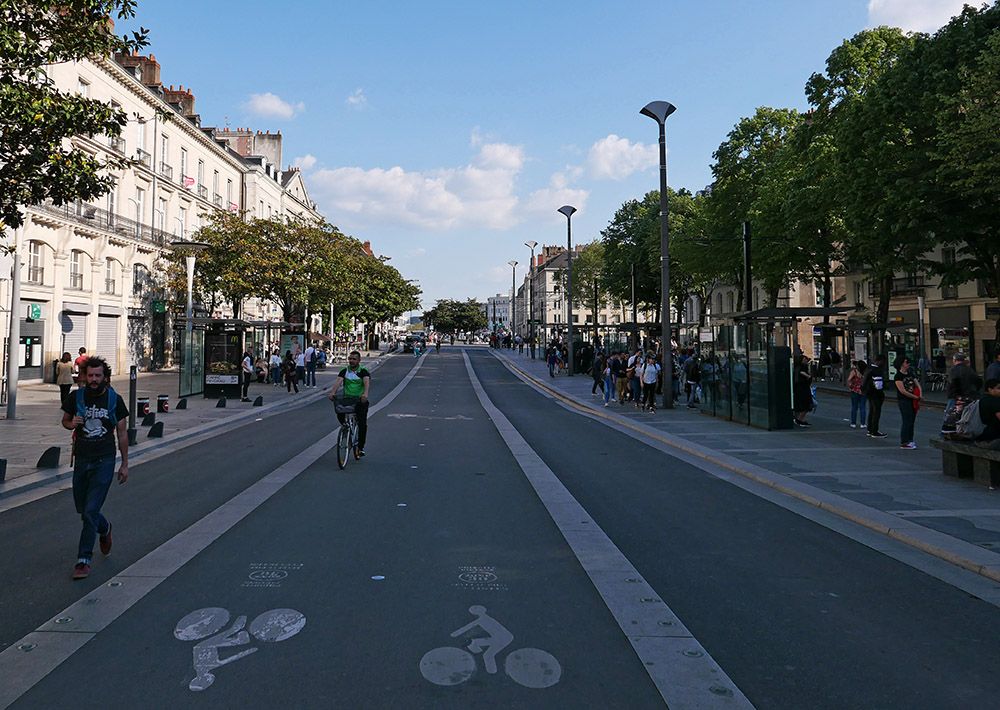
[
  {"left": 492, "top": 347, "right": 1000, "bottom": 583},
  {"left": 0, "top": 350, "right": 386, "bottom": 495}
]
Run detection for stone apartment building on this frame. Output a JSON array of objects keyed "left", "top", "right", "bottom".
[{"left": 1, "top": 50, "right": 322, "bottom": 384}]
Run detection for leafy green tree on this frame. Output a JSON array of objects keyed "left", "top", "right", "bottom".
[
  {"left": 600, "top": 193, "right": 661, "bottom": 318},
  {"left": 1, "top": 1, "right": 148, "bottom": 235},
  {"left": 423, "top": 299, "right": 485, "bottom": 334}
]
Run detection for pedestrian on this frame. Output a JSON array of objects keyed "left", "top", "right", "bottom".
[
  {"left": 603, "top": 352, "right": 615, "bottom": 407},
  {"left": 793, "top": 353, "right": 813, "bottom": 427},
  {"left": 591, "top": 350, "right": 605, "bottom": 395},
  {"left": 942, "top": 352, "right": 981, "bottom": 435},
  {"left": 986, "top": 350, "right": 1000, "bottom": 383},
  {"left": 304, "top": 341, "right": 318, "bottom": 388},
  {"left": 254, "top": 354, "right": 268, "bottom": 383},
  {"left": 56, "top": 351, "right": 75, "bottom": 403},
  {"left": 547, "top": 347, "right": 558, "bottom": 377},
  {"left": 894, "top": 356, "right": 921, "bottom": 449},
  {"left": 295, "top": 346, "right": 306, "bottom": 385},
  {"left": 684, "top": 351, "right": 701, "bottom": 409},
  {"left": 862, "top": 354, "right": 888, "bottom": 438},
  {"left": 283, "top": 351, "right": 299, "bottom": 393},
  {"left": 240, "top": 348, "right": 253, "bottom": 402},
  {"left": 613, "top": 351, "right": 628, "bottom": 405},
  {"left": 640, "top": 352, "right": 661, "bottom": 412},
  {"left": 269, "top": 350, "right": 282, "bottom": 387},
  {"left": 73, "top": 346, "right": 88, "bottom": 385},
  {"left": 847, "top": 360, "right": 868, "bottom": 429},
  {"left": 60, "top": 356, "right": 129, "bottom": 580},
  {"left": 628, "top": 348, "right": 643, "bottom": 408}
]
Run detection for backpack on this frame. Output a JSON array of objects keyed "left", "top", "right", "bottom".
[
  {"left": 75, "top": 386, "right": 118, "bottom": 427},
  {"left": 954, "top": 399, "right": 985, "bottom": 440}
]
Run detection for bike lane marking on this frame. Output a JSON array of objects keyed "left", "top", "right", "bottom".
[
  {"left": 462, "top": 350, "right": 755, "bottom": 709},
  {"left": 0, "top": 354, "right": 426, "bottom": 710}
]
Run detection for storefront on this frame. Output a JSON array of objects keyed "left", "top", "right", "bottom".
[
  {"left": 19, "top": 300, "right": 47, "bottom": 380},
  {"left": 929, "top": 305, "right": 973, "bottom": 371}
]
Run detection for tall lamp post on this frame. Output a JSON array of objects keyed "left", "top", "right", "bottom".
[
  {"left": 5, "top": 226, "right": 24, "bottom": 418},
  {"left": 507, "top": 260, "right": 518, "bottom": 344},
  {"left": 558, "top": 205, "right": 577, "bottom": 375},
  {"left": 640, "top": 100, "right": 677, "bottom": 409},
  {"left": 524, "top": 240, "right": 537, "bottom": 358}
]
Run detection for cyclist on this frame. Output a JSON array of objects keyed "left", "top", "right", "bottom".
[{"left": 327, "top": 350, "right": 371, "bottom": 457}]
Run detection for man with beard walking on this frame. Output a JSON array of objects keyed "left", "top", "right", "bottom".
[{"left": 60, "top": 356, "right": 129, "bottom": 579}]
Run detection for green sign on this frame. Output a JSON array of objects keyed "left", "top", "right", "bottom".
[
  {"left": 27, "top": 304, "right": 41, "bottom": 319},
  {"left": 152, "top": 300, "right": 167, "bottom": 314}
]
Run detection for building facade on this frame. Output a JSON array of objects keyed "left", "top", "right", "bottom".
[{"left": 1, "top": 51, "right": 323, "bottom": 383}]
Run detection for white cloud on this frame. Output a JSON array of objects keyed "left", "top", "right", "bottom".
[
  {"left": 867, "top": 0, "right": 968, "bottom": 32},
  {"left": 587, "top": 134, "right": 658, "bottom": 180},
  {"left": 293, "top": 154, "right": 317, "bottom": 171},
  {"left": 525, "top": 184, "right": 589, "bottom": 220},
  {"left": 346, "top": 88, "right": 368, "bottom": 108},
  {"left": 245, "top": 92, "right": 304, "bottom": 119},
  {"left": 308, "top": 141, "right": 525, "bottom": 231},
  {"left": 406, "top": 247, "right": 427, "bottom": 258}
]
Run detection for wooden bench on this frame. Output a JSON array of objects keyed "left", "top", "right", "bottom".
[{"left": 930, "top": 438, "right": 1000, "bottom": 488}]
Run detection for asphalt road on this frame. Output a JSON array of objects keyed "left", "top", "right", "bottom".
[{"left": 6, "top": 347, "right": 1000, "bottom": 708}]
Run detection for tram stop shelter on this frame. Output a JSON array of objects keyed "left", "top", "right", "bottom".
[
  {"left": 698, "top": 307, "right": 851, "bottom": 430},
  {"left": 177, "top": 318, "right": 249, "bottom": 399}
]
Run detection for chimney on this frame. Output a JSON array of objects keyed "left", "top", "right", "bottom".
[{"left": 163, "top": 84, "right": 196, "bottom": 117}]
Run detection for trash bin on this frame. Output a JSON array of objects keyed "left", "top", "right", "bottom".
[
  {"left": 137, "top": 396, "right": 150, "bottom": 416},
  {"left": 157, "top": 394, "right": 169, "bottom": 413}
]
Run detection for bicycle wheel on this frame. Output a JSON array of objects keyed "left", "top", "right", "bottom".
[
  {"left": 504, "top": 648, "right": 562, "bottom": 688},
  {"left": 336, "top": 425, "right": 350, "bottom": 469},
  {"left": 351, "top": 419, "right": 361, "bottom": 460},
  {"left": 419, "top": 646, "right": 476, "bottom": 686}
]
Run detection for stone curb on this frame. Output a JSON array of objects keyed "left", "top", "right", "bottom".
[
  {"left": 0, "top": 353, "right": 393, "bottom": 502},
  {"left": 490, "top": 350, "right": 1000, "bottom": 585}
]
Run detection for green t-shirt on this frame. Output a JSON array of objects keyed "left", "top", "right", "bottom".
[{"left": 339, "top": 366, "right": 370, "bottom": 398}]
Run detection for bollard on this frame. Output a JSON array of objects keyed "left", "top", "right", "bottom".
[
  {"left": 128, "top": 365, "right": 138, "bottom": 450},
  {"left": 0, "top": 459, "right": 6, "bottom": 482},
  {"left": 148, "top": 422, "right": 164, "bottom": 438},
  {"left": 136, "top": 396, "right": 150, "bottom": 417},
  {"left": 216, "top": 396, "right": 226, "bottom": 408},
  {"left": 37, "top": 447, "right": 61, "bottom": 469},
  {"left": 252, "top": 395, "right": 263, "bottom": 407},
  {"left": 141, "top": 412, "right": 156, "bottom": 426},
  {"left": 157, "top": 394, "right": 169, "bottom": 413},
  {"left": 175, "top": 398, "right": 188, "bottom": 410}
]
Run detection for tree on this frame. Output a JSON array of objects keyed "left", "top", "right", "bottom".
[
  {"left": 600, "top": 193, "right": 661, "bottom": 318},
  {"left": 1, "top": 1, "right": 149, "bottom": 235},
  {"left": 423, "top": 299, "right": 485, "bottom": 334}
]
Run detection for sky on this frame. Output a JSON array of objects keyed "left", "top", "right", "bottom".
[{"left": 120, "top": 0, "right": 971, "bottom": 309}]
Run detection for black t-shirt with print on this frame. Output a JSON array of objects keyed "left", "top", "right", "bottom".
[
  {"left": 978, "top": 394, "right": 1000, "bottom": 440},
  {"left": 61, "top": 387, "right": 129, "bottom": 459},
  {"left": 894, "top": 369, "right": 917, "bottom": 399}
]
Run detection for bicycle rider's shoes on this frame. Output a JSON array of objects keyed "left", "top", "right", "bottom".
[
  {"left": 356, "top": 448, "right": 366, "bottom": 458},
  {"left": 99, "top": 523, "right": 113, "bottom": 555},
  {"left": 72, "top": 561, "right": 91, "bottom": 580}
]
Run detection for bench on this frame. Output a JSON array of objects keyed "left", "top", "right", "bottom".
[{"left": 930, "top": 438, "right": 1000, "bottom": 488}]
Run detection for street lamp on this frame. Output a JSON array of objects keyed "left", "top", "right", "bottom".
[
  {"left": 640, "top": 100, "right": 677, "bottom": 409},
  {"left": 524, "top": 240, "right": 537, "bottom": 358},
  {"left": 508, "top": 260, "right": 518, "bottom": 344},
  {"left": 169, "top": 239, "right": 209, "bottom": 333},
  {"left": 558, "top": 205, "right": 576, "bottom": 376}
]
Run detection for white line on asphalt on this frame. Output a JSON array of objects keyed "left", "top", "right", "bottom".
[
  {"left": 461, "top": 351, "right": 754, "bottom": 709},
  {"left": 0, "top": 354, "right": 426, "bottom": 709}
]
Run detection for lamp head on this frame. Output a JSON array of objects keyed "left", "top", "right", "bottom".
[
  {"left": 524, "top": 240, "right": 538, "bottom": 250},
  {"left": 169, "top": 240, "right": 210, "bottom": 253},
  {"left": 640, "top": 101, "right": 677, "bottom": 125},
  {"left": 557, "top": 205, "right": 577, "bottom": 219},
  {"left": 508, "top": 260, "right": 518, "bottom": 268}
]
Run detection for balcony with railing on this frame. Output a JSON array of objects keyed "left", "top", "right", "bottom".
[
  {"left": 69, "top": 272, "right": 83, "bottom": 290},
  {"left": 197, "top": 184, "right": 208, "bottom": 199},
  {"left": 135, "top": 149, "right": 151, "bottom": 167},
  {"left": 213, "top": 193, "right": 223, "bottom": 207},
  {"left": 27, "top": 266, "right": 44, "bottom": 284},
  {"left": 104, "top": 278, "right": 116, "bottom": 295},
  {"left": 108, "top": 136, "right": 126, "bottom": 153},
  {"left": 868, "top": 276, "right": 926, "bottom": 298},
  {"left": 159, "top": 162, "right": 173, "bottom": 180},
  {"left": 31, "top": 200, "right": 170, "bottom": 248}
]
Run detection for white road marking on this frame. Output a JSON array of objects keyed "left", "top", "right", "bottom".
[
  {"left": 462, "top": 352, "right": 753, "bottom": 708},
  {"left": 0, "top": 354, "right": 426, "bottom": 708}
]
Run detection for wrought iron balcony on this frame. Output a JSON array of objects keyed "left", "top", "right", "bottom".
[
  {"left": 159, "top": 162, "right": 173, "bottom": 180},
  {"left": 197, "top": 184, "right": 208, "bottom": 199},
  {"left": 108, "top": 136, "right": 126, "bottom": 153},
  {"left": 69, "top": 272, "right": 83, "bottom": 289},
  {"left": 213, "top": 193, "right": 223, "bottom": 207},
  {"left": 30, "top": 200, "right": 170, "bottom": 248},
  {"left": 868, "top": 276, "right": 926, "bottom": 298},
  {"left": 135, "top": 149, "right": 151, "bottom": 167}
]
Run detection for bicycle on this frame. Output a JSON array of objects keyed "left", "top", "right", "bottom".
[{"left": 333, "top": 397, "right": 361, "bottom": 469}]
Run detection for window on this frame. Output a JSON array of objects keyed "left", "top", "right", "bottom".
[
  {"left": 226, "top": 179, "right": 233, "bottom": 205},
  {"left": 136, "top": 120, "right": 146, "bottom": 152},
  {"left": 612, "top": 315, "right": 620, "bottom": 325},
  {"left": 133, "top": 264, "right": 148, "bottom": 296},
  {"left": 716, "top": 292, "right": 723, "bottom": 313},
  {"left": 727, "top": 293, "right": 735, "bottom": 313},
  {"left": 267, "top": 204, "right": 272, "bottom": 218},
  {"left": 156, "top": 197, "right": 167, "bottom": 232},
  {"left": 69, "top": 250, "right": 83, "bottom": 289},
  {"left": 177, "top": 205, "right": 188, "bottom": 237},
  {"left": 213, "top": 170, "right": 219, "bottom": 195},
  {"left": 197, "top": 159, "right": 205, "bottom": 186},
  {"left": 160, "top": 134, "right": 169, "bottom": 165},
  {"left": 814, "top": 282, "right": 826, "bottom": 307},
  {"left": 600, "top": 314, "right": 607, "bottom": 324},
  {"left": 27, "top": 241, "right": 43, "bottom": 283},
  {"left": 133, "top": 187, "right": 145, "bottom": 236},
  {"left": 105, "top": 259, "right": 116, "bottom": 294},
  {"left": 77, "top": 77, "right": 90, "bottom": 97},
  {"left": 941, "top": 248, "right": 958, "bottom": 299},
  {"left": 106, "top": 184, "right": 116, "bottom": 220},
  {"left": 180, "top": 148, "right": 188, "bottom": 179},
  {"left": 572, "top": 314, "right": 579, "bottom": 324},
  {"left": 259, "top": 200, "right": 264, "bottom": 216},
  {"left": 854, "top": 281, "right": 864, "bottom": 305}
]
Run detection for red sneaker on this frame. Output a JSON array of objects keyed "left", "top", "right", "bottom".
[
  {"left": 99, "top": 525, "right": 113, "bottom": 555},
  {"left": 72, "top": 562, "right": 91, "bottom": 580}
]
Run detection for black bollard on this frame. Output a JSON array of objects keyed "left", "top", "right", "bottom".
[
  {"left": 37, "top": 447, "right": 61, "bottom": 469},
  {"left": 128, "top": 365, "right": 138, "bottom": 449},
  {"left": 148, "top": 422, "right": 164, "bottom": 438},
  {"left": 141, "top": 412, "right": 156, "bottom": 426},
  {"left": 216, "top": 396, "right": 227, "bottom": 408},
  {"left": 175, "top": 398, "right": 188, "bottom": 410},
  {"left": 252, "top": 395, "right": 263, "bottom": 407},
  {"left": 0, "top": 459, "right": 7, "bottom": 482}
]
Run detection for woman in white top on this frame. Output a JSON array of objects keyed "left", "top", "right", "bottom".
[
  {"left": 639, "top": 353, "right": 661, "bottom": 412},
  {"left": 269, "top": 350, "right": 283, "bottom": 387}
]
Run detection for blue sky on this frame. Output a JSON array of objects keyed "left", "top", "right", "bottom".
[{"left": 121, "top": 0, "right": 968, "bottom": 308}]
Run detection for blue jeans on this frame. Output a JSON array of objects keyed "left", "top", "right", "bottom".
[
  {"left": 850, "top": 392, "right": 867, "bottom": 426},
  {"left": 630, "top": 376, "right": 641, "bottom": 403},
  {"left": 898, "top": 399, "right": 917, "bottom": 445},
  {"left": 604, "top": 374, "right": 614, "bottom": 404},
  {"left": 305, "top": 364, "right": 316, "bottom": 387},
  {"left": 72, "top": 455, "right": 115, "bottom": 560}
]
